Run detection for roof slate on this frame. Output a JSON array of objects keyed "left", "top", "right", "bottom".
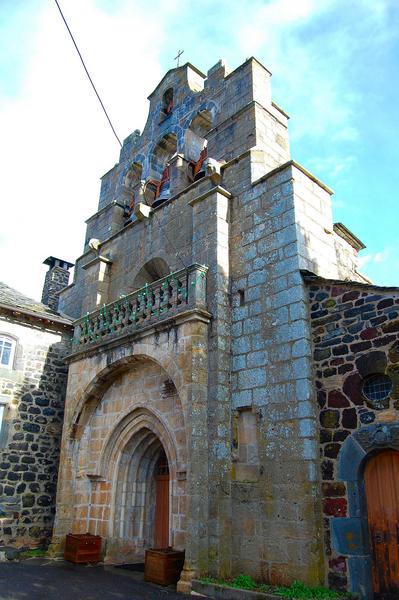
[{"left": 0, "top": 281, "right": 71, "bottom": 323}]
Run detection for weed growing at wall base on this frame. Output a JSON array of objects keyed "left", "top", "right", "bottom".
[{"left": 199, "top": 576, "right": 352, "bottom": 599}]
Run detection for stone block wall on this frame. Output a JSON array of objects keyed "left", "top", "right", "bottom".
[
  {"left": 84, "top": 202, "right": 126, "bottom": 251},
  {"left": 227, "top": 159, "right": 326, "bottom": 584},
  {"left": 0, "top": 318, "right": 71, "bottom": 547},
  {"left": 307, "top": 278, "right": 399, "bottom": 593}
]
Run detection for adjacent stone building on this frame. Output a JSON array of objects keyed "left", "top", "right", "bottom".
[
  {"left": 0, "top": 260, "right": 72, "bottom": 548},
  {"left": 51, "top": 57, "right": 398, "bottom": 599},
  {"left": 306, "top": 275, "right": 399, "bottom": 599}
]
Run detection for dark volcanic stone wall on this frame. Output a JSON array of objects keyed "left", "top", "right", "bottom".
[
  {"left": 0, "top": 321, "right": 71, "bottom": 548},
  {"left": 307, "top": 280, "right": 399, "bottom": 592}
]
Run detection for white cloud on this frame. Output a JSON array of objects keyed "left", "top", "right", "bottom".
[
  {"left": 236, "top": 0, "right": 395, "bottom": 148},
  {"left": 358, "top": 247, "right": 391, "bottom": 269},
  {"left": 1, "top": 0, "right": 398, "bottom": 300},
  {"left": 0, "top": 0, "right": 174, "bottom": 300},
  {"left": 308, "top": 154, "right": 357, "bottom": 181}
]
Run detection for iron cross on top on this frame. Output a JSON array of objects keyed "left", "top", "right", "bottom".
[{"left": 174, "top": 50, "right": 184, "bottom": 67}]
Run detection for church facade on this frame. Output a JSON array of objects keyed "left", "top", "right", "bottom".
[{"left": 51, "top": 58, "right": 399, "bottom": 600}]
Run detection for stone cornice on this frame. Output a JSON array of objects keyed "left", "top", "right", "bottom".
[
  {"left": 252, "top": 159, "right": 334, "bottom": 195},
  {"left": 85, "top": 200, "right": 125, "bottom": 224},
  {"left": 333, "top": 222, "right": 366, "bottom": 251},
  {"left": 189, "top": 185, "right": 232, "bottom": 206},
  {"left": 82, "top": 255, "right": 113, "bottom": 270}
]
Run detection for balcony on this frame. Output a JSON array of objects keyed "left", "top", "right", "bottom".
[{"left": 70, "top": 264, "right": 208, "bottom": 355}]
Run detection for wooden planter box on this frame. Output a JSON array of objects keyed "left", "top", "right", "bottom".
[
  {"left": 144, "top": 548, "right": 185, "bottom": 586},
  {"left": 64, "top": 533, "right": 102, "bottom": 564}
]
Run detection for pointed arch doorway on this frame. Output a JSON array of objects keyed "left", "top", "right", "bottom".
[
  {"left": 365, "top": 450, "right": 399, "bottom": 599},
  {"left": 112, "top": 427, "right": 171, "bottom": 560}
]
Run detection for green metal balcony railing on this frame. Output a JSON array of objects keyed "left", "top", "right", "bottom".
[{"left": 71, "top": 263, "right": 208, "bottom": 352}]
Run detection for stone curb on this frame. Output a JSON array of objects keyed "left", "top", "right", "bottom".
[{"left": 192, "top": 580, "right": 281, "bottom": 600}]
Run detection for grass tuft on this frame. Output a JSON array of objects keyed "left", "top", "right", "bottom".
[
  {"left": 199, "top": 575, "right": 352, "bottom": 599},
  {"left": 19, "top": 548, "right": 47, "bottom": 559}
]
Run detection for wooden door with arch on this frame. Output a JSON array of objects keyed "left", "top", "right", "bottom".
[{"left": 365, "top": 449, "right": 399, "bottom": 599}]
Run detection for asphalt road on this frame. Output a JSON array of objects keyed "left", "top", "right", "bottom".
[{"left": 0, "top": 559, "right": 199, "bottom": 600}]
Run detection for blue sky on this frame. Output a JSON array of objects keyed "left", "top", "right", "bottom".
[{"left": 1, "top": 0, "right": 398, "bottom": 300}]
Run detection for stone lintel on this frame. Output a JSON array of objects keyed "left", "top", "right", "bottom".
[{"left": 189, "top": 185, "right": 232, "bottom": 207}]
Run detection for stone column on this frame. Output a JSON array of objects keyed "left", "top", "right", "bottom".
[
  {"left": 81, "top": 255, "right": 112, "bottom": 314},
  {"left": 190, "top": 185, "right": 233, "bottom": 578},
  {"left": 176, "top": 317, "right": 210, "bottom": 593},
  {"left": 169, "top": 153, "right": 191, "bottom": 196}
]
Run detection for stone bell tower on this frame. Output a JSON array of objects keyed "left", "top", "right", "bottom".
[{"left": 52, "top": 57, "right": 368, "bottom": 596}]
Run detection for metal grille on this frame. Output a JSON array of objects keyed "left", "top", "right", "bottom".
[{"left": 363, "top": 374, "right": 392, "bottom": 402}]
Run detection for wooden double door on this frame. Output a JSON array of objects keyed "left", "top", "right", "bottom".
[
  {"left": 365, "top": 450, "right": 399, "bottom": 599},
  {"left": 153, "top": 452, "right": 169, "bottom": 549}
]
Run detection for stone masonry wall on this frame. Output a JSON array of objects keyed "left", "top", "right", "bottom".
[
  {"left": 0, "top": 318, "right": 71, "bottom": 548},
  {"left": 307, "top": 279, "right": 399, "bottom": 592},
  {"left": 226, "top": 160, "right": 328, "bottom": 585},
  {"left": 42, "top": 266, "right": 70, "bottom": 312}
]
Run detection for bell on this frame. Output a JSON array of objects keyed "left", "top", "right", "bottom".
[
  {"left": 193, "top": 147, "right": 208, "bottom": 181},
  {"left": 152, "top": 182, "right": 170, "bottom": 208},
  {"left": 194, "top": 161, "right": 206, "bottom": 181}
]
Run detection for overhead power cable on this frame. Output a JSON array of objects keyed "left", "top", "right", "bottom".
[{"left": 53, "top": 0, "right": 123, "bottom": 148}]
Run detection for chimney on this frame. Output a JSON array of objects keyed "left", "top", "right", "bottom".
[{"left": 41, "top": 256, "right": 74, "bottom": 312}]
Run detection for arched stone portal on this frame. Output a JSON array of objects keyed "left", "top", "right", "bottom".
[
  {"left": 52, "top": 316, "right": 210, "bottom": 587},
  {"left": 56, "top": 355, "right": 188, "bottom": 565},
  {"left": 110, "top": 428, "right": 171, "bottom": 562}
]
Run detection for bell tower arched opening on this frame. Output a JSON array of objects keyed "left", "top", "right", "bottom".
[
  {"left": 123, "top": 162, "right": 143, "bottom": 223},
  {"left": 145, "top": 134, "right": 177, "bottom": 207},
  {"left": 161, "top": 88, "right": 174, "bottom": 119},
  {"left": 186, "top": 110, "right": 212, "bottom": 182}
]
